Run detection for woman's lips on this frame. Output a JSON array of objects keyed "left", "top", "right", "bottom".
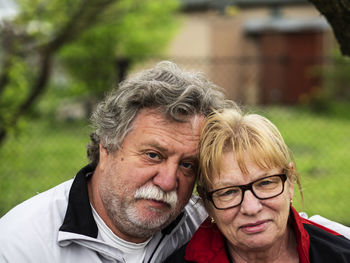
[{"left": 240, "top": 220, "right": 269, "bottom": 234}]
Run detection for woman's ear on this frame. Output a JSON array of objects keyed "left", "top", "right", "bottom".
[
  {"left": 287, "top": 162, "right": 295, "bottom": 199},
  {"left": 197, "top": 185, "right": 216, "bottom": 219},
  {"left": 288, "top": 162, "right": 295, "bottom": 174}
]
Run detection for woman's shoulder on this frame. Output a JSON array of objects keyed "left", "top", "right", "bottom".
[
  {"left": 305, "top": 223, "right": 350, "bottom": 262},
  {"left": 305, "top": 214, "right": 350, "bottom": 239}
]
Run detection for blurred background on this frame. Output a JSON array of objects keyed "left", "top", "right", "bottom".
[{"left": 0, "top": 0, "right": 349, "bottom": 225}]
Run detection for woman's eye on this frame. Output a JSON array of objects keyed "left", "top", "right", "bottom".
[
  {"left": 218, "top": 188, "right": 239, "bottom": 197},
  {"left": 256, "top": 178, "right": 278, "bottom": 188},
  {"left": 225, "top": 189, "right": 238, "bottom": 195},
  {"left": 259, "top": 180, "right": 272, "bottom": 186}
]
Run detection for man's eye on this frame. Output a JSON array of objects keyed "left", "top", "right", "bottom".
[
  {"left": 181, "top": 161, "right": 195, "bottom": 170},
  {"left": 147, "top": 152, "right": 160, "bottom": 160}
]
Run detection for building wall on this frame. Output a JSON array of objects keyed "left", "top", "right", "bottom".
[
  {"left": 168, "top": 13, "right": 212, "bottom": 58},
  {"left": 165, "top": 4, "right": 333, "bottom": 105}
]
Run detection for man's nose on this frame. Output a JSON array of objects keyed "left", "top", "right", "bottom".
[
  {"left": 152, "top": 162, "right": 179, "bottom": 192},
  {"left": 239, "top": 190, "right": 263, "bottom": 216}
]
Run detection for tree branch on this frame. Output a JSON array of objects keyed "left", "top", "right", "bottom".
[
  {"left": 45, "top": 0, "right": 118, "bottom": 52},
  {"left": 309, "top": 0, "right": 350, "bottom": 56},
  {"left": 0, "top": 0, "right": 120, "bottom": 146}
]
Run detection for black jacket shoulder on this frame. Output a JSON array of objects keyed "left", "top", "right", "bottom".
[{"left": 305, "top": 224, "right": 350, "bottom": 262}]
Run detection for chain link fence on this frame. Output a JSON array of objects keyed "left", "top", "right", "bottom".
[{"left": 1, "top": 56, "right": 349, "bottom": 225}]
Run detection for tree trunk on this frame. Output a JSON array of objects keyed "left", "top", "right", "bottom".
[{"left": 308, "top": 0, "right": 350, "bottom": 56}]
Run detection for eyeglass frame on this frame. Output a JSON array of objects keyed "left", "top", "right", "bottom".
[{"left": 205, "top": 173, "right": 288, "bottom": 210}]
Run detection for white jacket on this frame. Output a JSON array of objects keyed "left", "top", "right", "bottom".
[{"left": 0, "top": 165, "right": 207, "bottom": 263}]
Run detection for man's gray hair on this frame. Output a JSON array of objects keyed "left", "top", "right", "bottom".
[{"left": 87, "top": 61, "right": 235, "bottom": 166}]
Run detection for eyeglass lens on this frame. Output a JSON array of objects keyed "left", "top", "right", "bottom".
[{"left": 210, "top": 174, "right": 285, "bottom": 209}]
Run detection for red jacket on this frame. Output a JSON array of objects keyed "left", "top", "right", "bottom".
[{"left": 165, "top": 207, "right": 350, "bottom": 263}]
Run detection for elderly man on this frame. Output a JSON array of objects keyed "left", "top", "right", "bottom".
[{"left": 0, "top": 61, "right": 234, "bottom": 262}]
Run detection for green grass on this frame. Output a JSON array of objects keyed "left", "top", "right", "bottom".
[
  {"left": 1, "top": 106, "right": 350, "bottom": 225},
  {"left": 260, "top": 106, "right": 350, "bottom": 225},
  {"left": 0, "top": 118, "right": 90, "bottom": 215}
]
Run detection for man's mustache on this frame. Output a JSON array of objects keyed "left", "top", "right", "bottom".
[{"left": 134, "top": 185, "right": 178, "bottom": 208}]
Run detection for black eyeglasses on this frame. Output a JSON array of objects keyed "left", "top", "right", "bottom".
[{"left": 206, "top": 174, "right": 287, "bottom": 210}]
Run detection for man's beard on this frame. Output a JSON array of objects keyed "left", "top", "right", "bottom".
[{"left": 100, "top": 182, "right": 180, "bottom": 239}]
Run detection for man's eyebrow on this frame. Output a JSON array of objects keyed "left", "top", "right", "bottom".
[
  {"left": 183, "top": 155, "right": 199, "bottom": 161},
  {"left": 140, "top": 141, "right": 169, "bottom": 154},
  {"left": 140, "top": 141, "right": 198, "bottom": 161}
]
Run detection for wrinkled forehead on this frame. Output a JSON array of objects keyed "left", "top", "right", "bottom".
[
  {"left": 163, "top": 113, "right": 205, "bottom": 138},
  {"left": 130, "top": 108, "right": 205, "bottom": 150},
  {"left": 141, "top": 107, "right": 204, "bottom": 125}
]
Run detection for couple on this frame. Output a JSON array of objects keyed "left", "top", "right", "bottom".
[{"left": 1, "top": 61, "right": 349, "bottom": 262}]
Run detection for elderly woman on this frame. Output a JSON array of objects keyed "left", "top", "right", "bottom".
[{"left": 165, "top": 108, "right": 350, "bottom": 263}]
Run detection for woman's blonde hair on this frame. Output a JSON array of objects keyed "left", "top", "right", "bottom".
[{"left": 198, "top": 108, "right": 302, "bottom": 200}]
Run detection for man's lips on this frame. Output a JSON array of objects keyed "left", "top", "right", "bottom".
[
  {"left": 240, "top": 220, "right": 270, "bottom": 234},
  {"left": 140, "top": 198, "right": 171, "bottom": 209}
]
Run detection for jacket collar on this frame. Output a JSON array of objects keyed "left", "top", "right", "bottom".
[
  {"left": 290, "top": 206, "right": 310, "bottom": 263},
  {"left": 59, "top": 164, "right": 98, "bottom": 238},
  {"left": 185, "top": 218, "right": 230, "bottom": 263},
  {"left": 185, "top": 206, "right": 311, "bottom": 263}
]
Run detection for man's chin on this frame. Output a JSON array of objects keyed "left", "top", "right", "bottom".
[{"left": 127, "top": 206, "right": 173, "bottom": 229}]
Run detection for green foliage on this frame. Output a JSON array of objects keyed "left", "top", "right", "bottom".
[
  {"left": 57, "top": 0, "right": 179, "bottom": 98},
  {"left": 322, "top": 50, "right": 350, "bottom": 101},
  {"left": 302, "top": 49, "right": 350, "bottom": 114},
  {"left": 0, "top": 0, "right": 180, "bottom": 145},
  {"left": 0, "top": 57, "right": 33, "bottom": 132},
  {"left": 114, "top": 0, "right": 179, "bottom": 56}
]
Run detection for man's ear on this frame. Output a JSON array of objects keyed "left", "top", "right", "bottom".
[
  {"left": 99, "top": 143, "right": 108, "bottom": 155},
  {"left": 98, "top": 144, "right": 109, "bottom": 169}
]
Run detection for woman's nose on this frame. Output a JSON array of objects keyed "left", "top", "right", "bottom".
[{"left": 239, "top": 190, "right": 263, "bottom": 216}]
